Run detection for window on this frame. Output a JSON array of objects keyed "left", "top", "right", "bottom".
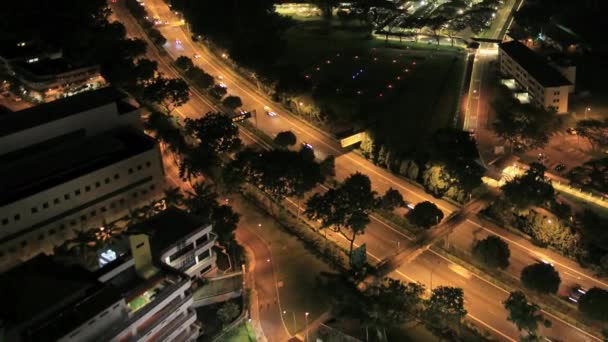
[
  {"left": 119, "top": 198, "right": 125, "bottom": 204},
  {"left": 105, "top": 177, "right": 110, "bottom": 184},
  {"left": 64, "top": 194, "right": 71, "bottom": 200},
  {"left": 54, "top": 198, "right": 60, "bottom": 204},
  {"left": 43, "top": 202, "right": 49, "bottom": 209},
  {"left": 132, "top": 192, "right": 138, "bottom": 198},
  {"left": 101, "top": 206, "right": 107, "bottom": 212},
  {"left": 128, "top": 168, "right": 133, "bottom": 174},
  {"left": 49, "top": 229, "right": 56, "bottom": 235},
  {"left": 136, "top": 242, "right": 145, "bottom": 249},
  {"left": 100, "top": 311, "right": 109, "bottom": 318},
  {"left": 145, "top": 161, "right": 151, "bottom": 167},
  {"left": 70, "top": 220, "right": 77, "bottom": 226},
  {"left": 14, "top": 214, "right": 20, "bottom": 221},
  {"left": 59, "top": 224, "right": 66, "bottom": 230},
  {"left": 38, "top": 234, "right": 44, "bottom": 241},
  {"left": 110, "top": 203, "right": 116, "bottom": 209},
  {"left": 31, "top": 207, "right": 38, "bottom": 214},
  {"left": 1, "top": 218, "right": 7, "bottom": 226},
  {"left": 90, "top": 210, "right": 96, "bottom": 217},
  {"left": 141, "top": 189, "right": 148, "bottom": 195},
  {"left": 21, "top": 241, "right": 27, "bottom": 247},
  {"left": 80, "top": 215, "right": 87, "bottom": 222},
  {"left": 114, "top": 174, "right": 120, "bottom": 180},
  {"left": 85, "top": 186, "right": 91, "bottom": 192},
  {"left": 150, "top": 184, "right": 156, "bottom": 190},
  {"left": 195, "top": 234, "right": 209, "bottom": 247},
  {"left": 75, "top": 189, "right": 81, "bottom": 196},
  {"left": 197, "top": 249, "right": 210, "bottom": 261},
  {"left": 137, "top": 165, "right": 142, "bottom": 170},
  {"left": 95, "top": 181, "right": 101, "bottom": 188}
]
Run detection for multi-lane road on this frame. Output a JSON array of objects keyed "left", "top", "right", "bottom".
[{"left": 111, "top": 1, "right": 604, "bottom": 341}]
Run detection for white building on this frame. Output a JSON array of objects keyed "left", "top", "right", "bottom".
[
  {"left": 0, "top": 88, "right": 165, "bottom": 271},
  {"left": 498, "top": 40, "right": 573, "bottom": 113},
  {"left": 127, "top": 208, "right": 218, "bottom": 278},
  {"left": 0, "top": 253, "right": 199, "bottom": 342}
]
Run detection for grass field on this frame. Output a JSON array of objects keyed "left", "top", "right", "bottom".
[
  {"left": 282, "top": 18, "right": 465, "bottom": 153},
  {"left": 218, "top": 322, "right": 257, "bottom": 342}
]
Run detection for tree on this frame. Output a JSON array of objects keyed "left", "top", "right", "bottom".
[
  {"left": 211, "top": 204, "right": 240, "bottom": 246},
  {"left": 320, "top": 155, "right": 336, "bottom": 178},
  {"left": 501, "top": 163, "right": 555, "bottom": 209},
  {"left": 378, "top": 188, "right": 405, "bottom": 211},
  {"left": 274, "top": 131, "right": 297, "bottom": 148},
  {"left": 143, "top": 76, "right": 190, "bottom": 113},
  {"left": 472, "top": 235, "right": 511, "bottom": 269},
  {"left": 133, "top": 58, "right": 158, "bottom": 85},
  {"left": 146, "top": 111, "right": 187, "bottom": 153},
  {"left": 148, "top": 28, "right": 166, "bottom": 46},
  {"left": 422, "top": 160, "right": 484, "bottom": 202},
  {"left": 568, "top": 158, "right": 608, "bottom": 193},
  {"left": 175, "top": 56, "right": 194, "bottom": 71},
  {"left": 305, "top": 172, "right": 377, "bottom": 257},
  {"left": 521, "top": 262, "right": 561, "bottom": 294},
  {"left": 576, "top": 119, "right": 608, "bottom": 150},
  {"left": 163, "top": 186, "right": 185, "bottom": 208},
  {"left": 217, "top": 302, "right": 240, "bottom": 326},
  {"left": 186, "top": 67, "right": 214, "bottom": 89},
  {"left": 222, "top": 95, "right": 243, "bottom": 110},
  {"left": 427, "top": 16, "right": 448, "bottom": 45},
  {"left": 503, "top": 291, "right": 551, "bottom": 337},
  {"left": 184, "top": 182, "right": 219, "bottom": 219},
  {"left": 424, "top": 286, "right": 467, "bottom": 333},
  {"left": 210, "top": 84, "right": 228, "bottom": 99},
  {"left": 185, "top": 113, "right": 242, "bottom": 156},
  {"left": 408, "top": 201, "right": 444, "bottom": 229},
  {"left": 492, "top": 101, "right": 559, "bottom": 152},
  {"left": 579, "top": 288, "right": 608, "bottom": 321}
]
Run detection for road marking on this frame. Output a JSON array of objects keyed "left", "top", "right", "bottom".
[
  {"left": 468, "top": 314, "right": 517, "bottom": 342},
  {"left": 466, "top": 219, "right": 608, "bottom": 288}
]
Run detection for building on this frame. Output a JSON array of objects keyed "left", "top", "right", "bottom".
[
  {"left": 0, "top": 253, "right": 199, "bottom": 341},
  {"left": 0, "top": 40, "right": 104, "bottom": 102},
  {"left": 127, "top": 208, "right": 218, "bottom": 278},
  {"left": 0, "top": 88, "right": 165, "bottom": 271},
  {"left": 498, "top": 40, "right": 573, "bottom": 113}
]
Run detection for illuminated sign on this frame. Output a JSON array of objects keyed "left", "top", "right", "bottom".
[
  {"left": 231, "top": 111, "right": 252, "bottom": 123},
  {"left": 340, "top": 131, "right": 367, "bottom": 148}
]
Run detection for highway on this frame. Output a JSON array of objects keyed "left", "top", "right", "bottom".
[{"left": 112, "top": 1, "right": 603, "bottom": 340}]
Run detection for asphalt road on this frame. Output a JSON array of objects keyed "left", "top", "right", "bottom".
[{"left": 113, "top": 1, "right": 604, "bottom": 340}]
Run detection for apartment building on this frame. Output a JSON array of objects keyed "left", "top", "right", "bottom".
[
  {"left": 498, "top": 40, "right": 572, "bottom": 113},
  {"left": 0, "top": 39, "right": 104, "bottom": 102},
  {"left": 128, "top": 208, "right": 218, "bottom": 278},
  {"left": 0, "top": 254, "right": 199, "bottom": 342},
  {"left": 0, "top": 88, "right": 165, "bottom": 271}
]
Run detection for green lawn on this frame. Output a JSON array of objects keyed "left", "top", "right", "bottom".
[
  {"left": 218, "top": 322, "right": 257, "bottom": 342},
  {"left": 282, "top": 18, "right": 466, "bottom": 154}
]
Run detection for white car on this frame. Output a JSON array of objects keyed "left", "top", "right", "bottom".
[
  {"left": 175, "top": 39, "right": 181, "bottom": 45},
  {"left": 266, "top": 110, "right": 277, "bottom": 117},
  {"left": 193, "top": 54, "right": 201, "bottom": 59}
]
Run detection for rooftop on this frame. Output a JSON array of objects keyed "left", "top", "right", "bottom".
[
  {"left": 15, "top": 57, "right": 97, "bottom": 77},
  {"left": 0, "top": 39, "right": 58, "bottom": 61},
  {"left": 0, "top": 128, "right": 156, "bottom": 206},
  {"left": 127, "top": 208, "right": 210, "bottom": 258},
  {"left": 0, "top": 254, "right": 122, "bottom": 341},
  {"left": 499, "top": 40, "right": 572, "bottom": 87},
  {"left": 0, "top": 86, "right": 130, "bottom": 137}
]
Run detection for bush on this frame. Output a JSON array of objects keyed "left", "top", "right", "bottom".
[
  {"left": 472, "top": 235, "right": 510, "bottom": 269},
  {"left": 520, "top": 262, "right": 561, "bottom": 294}
]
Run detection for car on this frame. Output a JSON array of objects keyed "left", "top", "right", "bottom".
[
  {"left": 265, "top": 110, "right": 277, "bottom": 117},
  {"left": 193, "top": 53, "right": 201, "bottom": 59},
  {"left": 175, "top": 39, "right": 181, "bottom": 45},
  {"left": 567, "top": 285, "right": 587, "bottom": 303},
  {"left": 554, "top": 163, "right": 566, "bottom": 173},
  {"left": 566, "top": 127, "right": 578, "bottom": 135},
  {"left": 302, "top": 142, "right": 313, "bottom": 149}
]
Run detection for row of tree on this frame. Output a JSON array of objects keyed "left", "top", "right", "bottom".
[{"left": 360, "top": 128, "right": 484, "bottom": 203}]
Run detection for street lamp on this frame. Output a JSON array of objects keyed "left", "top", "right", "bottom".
[
  {"left": 305, "top": 312, "right": 310, "bottom": 342},
  {"left": 585, "top": 107, "right": 591, "bottom": 119},
  {"left": 283, "top": 310, "right": 297, "bottom": 333}
]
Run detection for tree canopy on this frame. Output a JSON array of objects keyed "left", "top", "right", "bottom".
[
  {"left": 472, "top": 235, "right": 511, "bottom": 269},
  {"left": 578, "top": 287, "right": 608, "bottom": 321},
  {"left": 503, "top": 291, "right": 551, "bottom": 337},
  {"left": 501, "top": 163, "right": 555, "bottom": 209},
  {"left": 408, "top": 201, "right": 444, "bottom": 229},
  {"left": 576, "top": 119, "right": 608, "bottom": 150},
  {"left": 143, "top": 76, "right": 190, "bottom": 113},
  {"left": 423, "top": 286, "right": 467, "bottom": 334},
  {"left": 378, "top": 188, "right": 405, "bottom": 211},
  {"left": 305, "top": 172, "right": 377, "bottom": 257},
  {"left": 274, "top": 131, "right": 297, "bottom": 148},
  {"left": 520, "top": 262, "right": 561, "bottom": 294}
]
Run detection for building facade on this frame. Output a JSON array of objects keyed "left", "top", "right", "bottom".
[
  {"left": 0, "top": 88, "right": 165, "bottom": 271},
  {"left": 498, "top": 40, "right": 572, "bottom": 113}
]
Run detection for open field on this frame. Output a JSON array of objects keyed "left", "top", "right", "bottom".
[{"left": 282, "top": 18, "right": 466, "bottom": 153}]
